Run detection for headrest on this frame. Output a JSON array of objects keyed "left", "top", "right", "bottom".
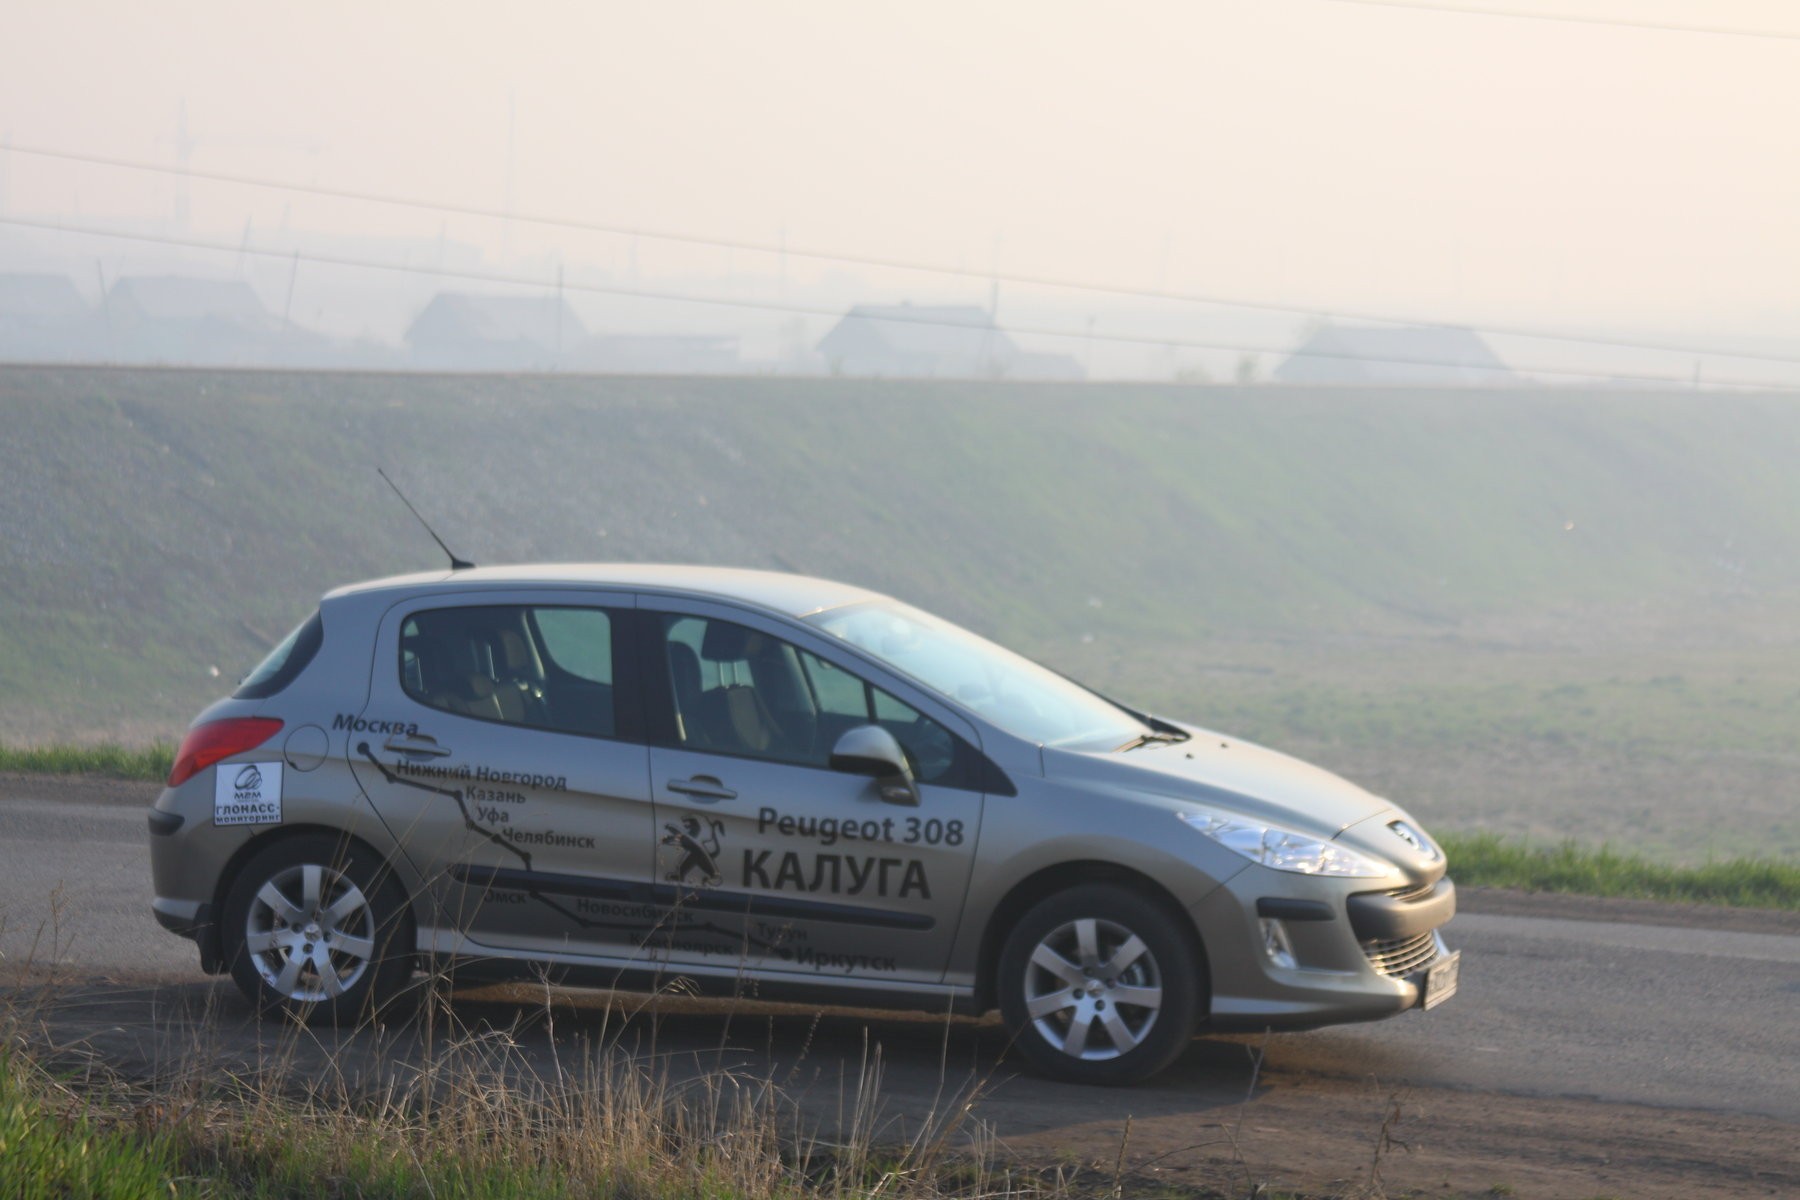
[
  {"left": 498, "top": 629, "right": 531, "bottom": 672},
  {"left": 404, "top": 636, "right": 454, "bottom": 687},
  {"left": 701, "top": 620, "right": 757, "bottom": 661}
]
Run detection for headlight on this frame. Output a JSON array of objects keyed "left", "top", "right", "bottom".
[{"left": 1179, "top": 808, "right": 1395, "bottom": 878}]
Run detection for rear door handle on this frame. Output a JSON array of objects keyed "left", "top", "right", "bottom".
[
  {"left": 667, "top": 775, "right": 737, "bottom": 801},
  {"left": 384, "top": 734, "right": 451, "bottom": 758}
]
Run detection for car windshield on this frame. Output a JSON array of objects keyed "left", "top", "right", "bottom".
[{"left": 810, "top": 600, "right": 1151, "bottom": 750}]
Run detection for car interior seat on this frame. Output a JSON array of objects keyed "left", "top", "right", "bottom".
[
  {"left": 697, "top": 621, "right": 785, "bottom": 756},
  {"left": 745, "top": 638, "right": 818, "bottom": 762},
  {"left": 494, "top": 627, "right": 546, "bottom": 725},
  {"left": 667, "top": 640, "right": 705, "bottom": 745}
]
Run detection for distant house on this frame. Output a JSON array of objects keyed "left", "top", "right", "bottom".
[
  {"left": 105, "top": 276, "right": 299, "bottom": 365},
  {"left": 1274, "top": 324, "right": 1514, "bottom": 386},
  {"left": 0, "top": 273, "right": 95, "bottom": 361},
  {"left": 407, "top": 292, "right": 584, "bottom": 370},
  {"left": 818, "top": 304, "right": 1020, "bottom": 379}
]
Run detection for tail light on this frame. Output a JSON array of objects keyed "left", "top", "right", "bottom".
[{"left": 167, "top": 718, "right": 284, "bottom": 787}]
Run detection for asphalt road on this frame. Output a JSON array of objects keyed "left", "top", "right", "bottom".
[{"left": 3, "top": 777, "right": 1796, "bottom": 1198}]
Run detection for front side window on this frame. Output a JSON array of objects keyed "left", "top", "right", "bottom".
[
  {"left": 659, "top": 615, "right": 961, "bottom": 784},
  {"left": 401, "top": 604, "right": 616, "bottom": 737},
  {"left": 811, "top": 600, "right": 1149, "bottom": 750}
]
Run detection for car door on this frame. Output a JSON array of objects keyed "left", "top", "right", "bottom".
[
  {"left": 347, "top": 590, "right": 657, "bottom": 960},
  {"left": 639, "top": 600, "right": 989, "bottom": 989}
]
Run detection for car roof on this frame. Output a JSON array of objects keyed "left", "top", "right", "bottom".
[{"left": 321, "top": 563, "right": 885, "bottom": 618}]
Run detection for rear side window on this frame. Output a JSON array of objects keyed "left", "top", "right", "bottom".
[
  {"left": 234, "top": 612, "right": 323, "bottom": 700},
  {"left": 400, "top": 604, "right": 620, "bottom": 738}
]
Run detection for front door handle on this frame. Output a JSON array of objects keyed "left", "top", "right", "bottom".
[
  {"left": 667, "top": 775, "right": 737, "bottom": 801},
  {"left": 384, "top": 734, "right": 451, "bottom": 758}
]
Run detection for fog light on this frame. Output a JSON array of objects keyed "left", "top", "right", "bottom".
[{"left": 1259, "top": 918, "right": 1297, "bottom": 970}]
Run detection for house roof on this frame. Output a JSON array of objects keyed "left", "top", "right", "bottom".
[
  {"left": 106, "top": 276, "right": 278, "bottom": 327},
  {"left": 407, "top": 292, "right": 585, "bottom": 348},
  {"left": 1275, "top": 324, "right": 1513, "bottom": 385},
  {"left": 0, "top": 274, "right": 91, "bottom": 320},
  {"left": 817, "top": 304, "right": 1017, "bottom": 366}
]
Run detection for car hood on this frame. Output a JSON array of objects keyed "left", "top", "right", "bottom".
[{"left": 1042, "top": 726, "right": 1393, "bottom": 837}]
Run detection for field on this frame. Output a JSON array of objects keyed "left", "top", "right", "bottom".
[{"left": 4, "top": 365, "right": 1799, "bottom": 860}]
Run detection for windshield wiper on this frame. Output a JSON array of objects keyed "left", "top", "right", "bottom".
[{"left": 1115, "top": 730, "right": 1187, "bottom": 752}]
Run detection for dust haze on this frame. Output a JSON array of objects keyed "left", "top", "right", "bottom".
[{"left": 2, "top": 3, "right": 1799, "bottom": 863}]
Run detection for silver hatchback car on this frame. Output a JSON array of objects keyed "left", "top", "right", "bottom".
[{"left": 149, "top": 564, "right": 1457, "bottom": 1085}]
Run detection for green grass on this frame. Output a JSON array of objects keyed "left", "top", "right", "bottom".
[
  {"left": 0, "top": 1047, "right": 629, "bottom": 1200},
  {"left": 2, "top": 1038, "right": 771, "bottom": 1200},
  {"left": 1439, "top": 832, "right": 1800, "bottom": 910},
  {"left": 0, "top": 741, "right": 173, "bottom": 781},
  {"left": 9, "top": 366, "right": 1800, "bottom": 741},
  {"left": 0, "top": 1049, "right": 182, "bottom": 1200}
]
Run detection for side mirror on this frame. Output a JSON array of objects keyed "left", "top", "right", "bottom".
[{"left": 829, "top": 725, "right": 919, "bottom": 807}]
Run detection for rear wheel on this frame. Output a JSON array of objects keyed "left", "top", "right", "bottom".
[
  {"left": 998, "top": 884, "right": 1201, "bottom": 1085},
  {"left": 220, "top": 833, "right": 415, "bottom": 1024}
]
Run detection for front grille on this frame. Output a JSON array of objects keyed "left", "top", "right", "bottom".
[
  {"left": 1361, "top": 931, "right": 1439, "bottom": 977},
  {"left": 1386, "top": 883, "right": 1434, "bottom": 903}
]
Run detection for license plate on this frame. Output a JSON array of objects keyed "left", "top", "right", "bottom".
[{"left": 1420, "top": 949, "right": 1460, "bottom": 1010}]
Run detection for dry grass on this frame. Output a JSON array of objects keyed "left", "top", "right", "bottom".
[
  {"left": 0, "top": 915, "right": 1053, "bottom": 1200},
  {"left": 0, "top": 878, "right": 1464, "bottom": 1200}
]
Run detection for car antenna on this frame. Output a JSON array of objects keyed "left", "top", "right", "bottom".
[{"left": 377, "top": 467, "right": 475, "bottom": 571}]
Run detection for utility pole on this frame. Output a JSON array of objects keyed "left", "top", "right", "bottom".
[
  {"left": 504, "top": 88, "right": 516, "bottom": 259},
  {"left": 282, "top": 251, "right": 300, "bottom": 332},
  {"left": 95, "top": 261, "right": 114, "bottom": 362},
  {"left": 171, "top": 99, "right": 193, "bottom": 229},
  {"left": 983, "top": 232, "right": 1001, "bottom": 378}
]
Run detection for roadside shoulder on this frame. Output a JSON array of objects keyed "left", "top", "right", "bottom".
[
  {"left": 0, "top": 771, "right": 160, "bottom": 809},
  {"left": 1457, "top": 885, "right": 1797, "bottom": 936}
]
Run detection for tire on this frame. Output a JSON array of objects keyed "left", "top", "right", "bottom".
[
  {"left": 219, "top": 832, "right": 416, "bottom": 1024},
  {"left": 997, "top": 884, "right": 1202, "bottom": 1085}
]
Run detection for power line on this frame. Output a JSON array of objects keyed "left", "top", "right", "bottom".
[
  {"left": 6, "top": 140, "right": 1800, "bottom": 368},
  {"left": 3, "top": 212, "right": 1792, "bottom": 389},
  {"left": 1318, "top": 0, "right": 1800, "bottom": 42}
]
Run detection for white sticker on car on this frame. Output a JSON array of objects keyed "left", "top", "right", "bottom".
[{"left": 214, "top": 761, "right": 283, "bottom": 826}]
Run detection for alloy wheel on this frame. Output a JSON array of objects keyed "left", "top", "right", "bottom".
[
  {"left": 1022, "top": 916, "right": 1164, "bottom": 1060},
  {"left": 243, "top": 863, "right": 376, "bottom": 1002}
]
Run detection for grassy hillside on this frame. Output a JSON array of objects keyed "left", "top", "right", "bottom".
[{"left": 5, "top": 366, "right": 1799, "bottom": 857}]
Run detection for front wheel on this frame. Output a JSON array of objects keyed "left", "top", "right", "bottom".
[
  {"left": 997, "top": 884, "right": 1202, "bottom": 1085},
  {"left": 220, "top": 833, "right": 415, "bottom": 1024}
]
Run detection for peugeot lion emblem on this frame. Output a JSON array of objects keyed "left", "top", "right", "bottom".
[{"left": 1388, "top": 820, "right": 1437, "bottom": 860}]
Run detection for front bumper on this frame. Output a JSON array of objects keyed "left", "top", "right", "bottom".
[{"left": 1190, "top": 867, "right": 1456, "bottom": 1031}]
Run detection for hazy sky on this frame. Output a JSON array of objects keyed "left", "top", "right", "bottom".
[{"left": 4, "top": 0, "right": 1798, "bottom": 342}]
